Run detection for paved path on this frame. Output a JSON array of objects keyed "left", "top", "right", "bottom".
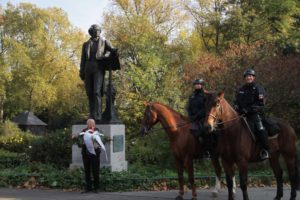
[{"left": 0, "top": 187, "right": 297, "bottom": 200}]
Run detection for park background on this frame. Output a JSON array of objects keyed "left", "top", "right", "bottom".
[{"left": 0, "top": 0, "right": 299, "bottom": 191}]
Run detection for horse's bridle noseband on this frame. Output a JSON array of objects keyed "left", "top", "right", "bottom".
[
  {"left": 142, "top": 104, "right": 154, "bottom": 134},
  {"left": 208, "top": 100, "right": 243, "bottom": 130}
]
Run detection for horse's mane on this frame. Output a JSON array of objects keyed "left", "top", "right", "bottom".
[{"left": 151, "top": 102, "right": 189, "bottom": 121}]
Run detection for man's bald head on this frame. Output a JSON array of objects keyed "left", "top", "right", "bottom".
[{"left": 87, "top": 119, "right": 95, "bottom": 129}]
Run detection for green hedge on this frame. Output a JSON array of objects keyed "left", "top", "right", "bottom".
[
  {"left": 27, "top": 129, "right": 72, "bottom": 167},
  {"left": 0, "top": 162, "right": 277, "bottom": 191},
  {"left": 0, "top": 121, "right": 37, "bottom": 153},
  {"left": 0, "top": 121, "right": 72, "bottom": 168},
  {"left": 0, "top": 149, "right": 29, "bottom": 168}
]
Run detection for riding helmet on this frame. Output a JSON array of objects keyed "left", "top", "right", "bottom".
[
  {"left": 193, "top": 78, "right": 205, "bottom": 85},
  {"left": 243, "top": 69, "right": 255, "bottom": 77}
]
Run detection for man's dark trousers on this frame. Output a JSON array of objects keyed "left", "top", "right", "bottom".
[{"left": 82, "top": 146, "right": 100, "bottom": 191}]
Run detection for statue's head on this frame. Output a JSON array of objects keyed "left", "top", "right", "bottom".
[{"left": 88, "top": 24, "right": 101, "bottom": 38}]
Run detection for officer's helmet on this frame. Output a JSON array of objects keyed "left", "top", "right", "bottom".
[
  {"left": 243, "top": 69, "right": 255, "bottom": 77},
  {"left": 193, "top": 78, "right": 205, "bottom": 85}
]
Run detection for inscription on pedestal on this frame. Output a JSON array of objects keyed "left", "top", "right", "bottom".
[{"left": 113, "top": 135, "right": 124, "bottom": 152}]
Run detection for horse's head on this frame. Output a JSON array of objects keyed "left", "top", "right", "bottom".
[
  {"left": 140, "top": 102, "right": 159, "bottom": 136},
  {"left": 204, "top": 92, "right": 224, "bottom": 132}
]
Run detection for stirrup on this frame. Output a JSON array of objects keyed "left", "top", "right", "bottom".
[{"left": 260, "top": 150, "right": 269, "bottom": 160}]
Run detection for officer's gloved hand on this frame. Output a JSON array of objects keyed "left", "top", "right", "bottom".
[{"left": 241, "top": 108, "right": 248, "bottom": 115}]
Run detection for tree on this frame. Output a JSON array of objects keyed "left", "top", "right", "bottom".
[
  {"left": 0, "top": 3, "right": 86, "bottom": 127},
  {"left": 102, "top": 0, "right": 189, "bottom": 138},
  {"left": 184, "top": 0, "right": 300, "bottom": 53}
]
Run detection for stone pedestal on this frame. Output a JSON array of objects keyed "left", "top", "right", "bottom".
[{"left": 70, "top": 124, "right": 127, "bottom": 172}]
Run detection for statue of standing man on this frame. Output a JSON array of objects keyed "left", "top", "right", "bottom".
[{"left": 80, "top": 24, "right": 117, "bottom": 122}]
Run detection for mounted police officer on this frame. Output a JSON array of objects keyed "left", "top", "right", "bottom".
[
  {"left": 187, "top": 78, "right": 210, "bottom": 157},
  {"left": 234, "top": 69, "right": 270, "bottom": 160}
]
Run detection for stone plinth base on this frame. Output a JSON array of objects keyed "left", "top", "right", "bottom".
[{"left": 70, "top": 124, "right": 127, "bottom": 172}]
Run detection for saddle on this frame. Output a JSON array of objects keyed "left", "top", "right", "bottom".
[
  {"left": 243, "top": 117, "right": 280, "bottom": 140},
  {"left": 262, "top": 118, "right": 280, "bottom": 137}
]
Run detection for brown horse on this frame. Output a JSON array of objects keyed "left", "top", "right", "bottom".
[
  {"left": 139, "top": 101, "right": 234, "bottom": 200},
  {"left": 204, "top": 92, "right": 299, "bottom": 200}
]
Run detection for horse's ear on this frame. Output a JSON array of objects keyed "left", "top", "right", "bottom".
[
  {"left": 143, "top": 101, "right": 148, "bottom": 106},
  {"left": 218, "top": 91, "right": 225, "bottom": 99}
]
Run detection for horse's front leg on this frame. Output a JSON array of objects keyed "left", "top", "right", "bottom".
[
  {"left": 211, "top": 157, "right": 222, "bottom": 197},
  {"left": 185, "top": 157, "right": 197, "bottom": 200},
  {"left": 222, "top": 160, "right": 235, "bottom": 200},
  {"left": 211, "top": 157, "right": 237, "bottom": 197},
  {"left": 175, "top": 159, "right": 184, "bottom": 200}
]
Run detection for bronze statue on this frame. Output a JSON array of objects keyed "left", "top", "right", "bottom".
[{"left": 80, "top": 24, "right": 117, "bottom": 121}]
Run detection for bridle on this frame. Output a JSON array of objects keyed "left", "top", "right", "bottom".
[
  {"left": 208, "top": 100, "right": 243, "bottom": 131},
  {"left": 142, "top": 104, "right": 154, "bottom": 134}
]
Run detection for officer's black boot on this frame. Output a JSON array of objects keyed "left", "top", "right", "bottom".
[
  {"left": 254, "top": 115, "right": 270, "bottom": 160},
  {"left": 258, "top": 130, "right": 270, "bottom": 160},
  {"left": 201, "top": 134, "right": 211, "bottom": 158}
]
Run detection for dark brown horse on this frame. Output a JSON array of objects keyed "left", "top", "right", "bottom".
[
  {"left": 204, "top": 92, "right": 299, "bottom": 200},
  {"left": 139, "top": 101, "right": 235, "bottom": 200}
]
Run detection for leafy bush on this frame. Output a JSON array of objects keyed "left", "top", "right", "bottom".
[
  {"left": 0, "top": 162, "right": 84, "bottom": 188},
  {"left": 0, "top": 149, "right": 29, "bottom": 168},
  {"left": 0, "top": 121, "right": 37, "bottom": 153},
  {"left": 27, "top": 129, "right": 72, "bottom": 168},
  {"left": 0, "top": 161, "right": 279, "bottom": 191},
  {"left": 126, "top": 130, "right": 174, "bottom": 168},
  {"left": 0, "top": 120, "right": 23, "bottom": 136}
]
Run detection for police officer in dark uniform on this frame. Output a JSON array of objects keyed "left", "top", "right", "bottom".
[
  {"left": 80, "top": 24, "right": 117, "bottom": 121},
  {"left": 234, "top": 69, "right": 270, "bottom": 160},
  {"left": 187, "top": 78, "right": 210, "bottom": 157}
]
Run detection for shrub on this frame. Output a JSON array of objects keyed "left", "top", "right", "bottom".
[
  {"left": 0, "top": 120, "right": 23, "bottom": 136},
  {"left": 126, "top": 131, "right": 174, "bottom": 168},
  {"left": 0, "top": 149, "right": 29, "bottom": 168},
  {"left": 0, "top": 121, "right": 36, "bottom": 153},
  {"left": 27, "top": 129, "right": 72, "bottom": 168}
]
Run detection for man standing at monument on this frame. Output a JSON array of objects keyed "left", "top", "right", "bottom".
[
  {"left": 80, "top": 24, "right": 117, "bottom": 121},
  {"left": 73, "top": 119, "right": 106, "bottom": 193}
]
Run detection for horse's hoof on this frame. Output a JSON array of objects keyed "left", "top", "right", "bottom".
[
  {"left": 212, "top": 189, "right": 218, "bottom": 197},
  {"left": 175, "top": 195, "right": 183, "bottom": 200},
  {"left": 191, "top": 197, "right": 197, "bottom": 200}
]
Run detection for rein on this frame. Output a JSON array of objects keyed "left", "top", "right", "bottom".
[
  {"left": 143, "top": 103, "right": 191, "bottom": 133},
  {"left": 146, "top": 121, "right": 191, "bottom": 133},
  {"left": 212, "top": 114, "right": 243, "bottom": 126}
]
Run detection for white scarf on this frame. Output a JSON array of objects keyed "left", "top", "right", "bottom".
[{"left": 79, "top": 129, "right": 108, "bottom": 161}]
